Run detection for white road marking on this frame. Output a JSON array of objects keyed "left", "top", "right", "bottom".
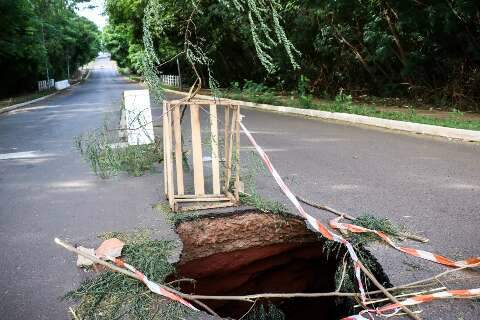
[
  {"left": 445, "top": 183, "right": 480, "bottom": 190},
  {"left": 331, "top": 184, "right": 360, "bottom": 190},
  {"left": 48, "top": 181, "right": 93, "bottom": 189},
  {"left": 241, "top": 130, "right": 287, "bottom": 135},
  {"left": 0, "top": 151, "right": 55, "bottom": 160}
]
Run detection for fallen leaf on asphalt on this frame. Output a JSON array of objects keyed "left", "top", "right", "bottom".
[{"left": 95, "top": 238, "right": 125, "bottom": 258}]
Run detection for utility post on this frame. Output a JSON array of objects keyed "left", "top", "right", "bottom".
[
  {"left": 176, "top": 57, "right": 182, "bottom": 91},
  {"left": 41, "top": 22, "right": 50, "bottom": 82},
  {"left": 66, "top": 55, "right": 70, "bottom": 80}
]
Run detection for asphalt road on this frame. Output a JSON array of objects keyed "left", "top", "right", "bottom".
[
  {"left": 0, "top": 57, "right": 177, "bottom": 319},
  {"left": 1, "top": 57, "right": 479, "bottom": 319},
  {"left": 237, "top": 105, "right": 480, "bottom": 319}
]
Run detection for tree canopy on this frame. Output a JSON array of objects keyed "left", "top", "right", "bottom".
[
  {"left": 105, "top": 0, "right": 479, "bottom": 110},
  {"left": 0, "top": 0, "right": 100, "bottom": 97}
]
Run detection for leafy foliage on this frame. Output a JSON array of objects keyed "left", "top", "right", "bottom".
[
  {"left": 75, "top": 126, "right": 163, "bottom": 178},
  {"left": 297, "top": 75, "right": 314, "bottom": 108},
  {"left": 65, "top": 232, "right": 192, "bottom": 320},
  {"left": 0, "top": 0, "right": 100, "bottom": 97},
  {"left": 103, "top": 0, "right": 480, "bottom": 110},
  {"left": 239, "top": 151, "right": 288, "bottom": 214},
  {"left": 350, "top": 214, "right": 402, "bottom": 245},
  {"left": 244, "top": 303, "right": 286, "bottom": 320},
  {"left": 102, "top": 0, "right": 145, "bottom": 74}
]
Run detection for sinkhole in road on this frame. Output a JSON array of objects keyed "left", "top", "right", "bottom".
[{"left": 172, "top": 209, "right": 390, "bottom": 319}]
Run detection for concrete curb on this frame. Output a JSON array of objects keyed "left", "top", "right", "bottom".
[
  {"left": 84, "top": 68, "right": 91, "bottom": 80},
  {"left": 0, "top": 91, "right": 59, "bottom": 115},
  {"left": 0, "top": 69, "right": 92, "bottom": 115},
  {"left": 70, "top": 68, "right": 91, "bottom": 87},
  {"left": 164, "top": 88, "right": 480, "bottom": 142}
]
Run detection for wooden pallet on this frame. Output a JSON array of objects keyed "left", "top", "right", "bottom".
[{"left": 163, "top": 100, "right": 241, "bottom": 211}]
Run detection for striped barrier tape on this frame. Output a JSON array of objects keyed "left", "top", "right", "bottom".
[
  {"left": 240, "top": 118, "right": 480, "bottom": 319},
  {"left": 335, "top": 215, "right": 480, "bottom": 320},
  {"left": 239, "top": 120, "right": 367, "bottom": 302},
  {"left": 106, "top": 256, "right": 199, "bottom": 311},
  {"left": 342, "top": 288, "right": 480, "bottom": 319},
  {"left": 329, "top": 216, "right": 480, "bottom": 268}
]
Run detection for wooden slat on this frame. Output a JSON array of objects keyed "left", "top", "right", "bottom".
[
  {"left": 190, "top": 104, "right": 205, "bottom": 195},
  {"left": 225, "top": 106, "right": 237, "bottom": 190},
  {"left": 172, "top": 105, "right": 184, "bottom": 195},
  {"left": 175, "top": 197, "right": 231, "bottom": 203},
  {"left": 178, "top": 201, "right": 236, "bottom": 212},
  {"left": 164, "top": 104, "right": 175, "bottom": 208},
  {"left": 162, "top": 101, "right": 168, "bottom": 197},
  {"left": 234, "top": 105, "right": 241, "bottom": 202},
  {"left": 174, "top": 194, "right": 230, "bottom": 199},
  {"left": 210, "top": 104, "right": 221, "bottom": 195},
  {"left": 168, "top": 99, "right": 230, "bottom": 105},
  {"left": 223, "top": 106, "right": 230, "bottom": 192}
]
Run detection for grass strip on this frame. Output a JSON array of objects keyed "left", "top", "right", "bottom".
[{"left": 224, "top": 91, "right": 480, "bottom": 131}]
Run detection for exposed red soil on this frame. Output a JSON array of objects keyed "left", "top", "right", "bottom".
[
  {"left": 176, "top": 211, "right": 318, "bottom": 263},
  {"left": 173, "top": 211, "right": 342, "bottom": 319}
]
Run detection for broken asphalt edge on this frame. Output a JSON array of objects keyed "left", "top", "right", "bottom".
[{"left": 163, "top": 88, "right": 480, "bottom": 143}]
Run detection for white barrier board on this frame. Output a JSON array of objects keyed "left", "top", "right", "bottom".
[
  {"left": 123, "top": 90, "right": 155, "bottom": 145},
  {"left": 55, "top": 80, "right": 70, "bottom": 90}
]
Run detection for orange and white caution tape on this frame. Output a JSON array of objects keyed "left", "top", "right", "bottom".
[
  {"left": 106, "top": 256, "right": 199, "bottom": 311},
  {"left": 329, "top": 216, "right": 480, "bottom": 268},
  {"left": 240, "top": 120, "right": 367, "bottom": 302},
  {"left": 342, "top": 288, "right": 480, "bottom": 319},
  {"left": 240, "top": 117, "right": 480, "bottom": 319},
  {"left": 378, "top": 287, "right": 480, "bottom": 312}
]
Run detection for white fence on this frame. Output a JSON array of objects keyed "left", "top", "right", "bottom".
[
  {"left": 38, "top": 79, "right": 55, "bottom": 91},
  {"left": 55, "top": 80, "right": 70, "bottom": 90},
  {"left": 160, "top": 74, "right": 180, "bottom": 87}
]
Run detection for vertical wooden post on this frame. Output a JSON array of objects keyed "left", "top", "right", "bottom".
[
  {"left": 225, "top": 107, "right": 237, "bottom": 190},
  {"left": 163, "top": 101, "right": 168, "bottom": 197},
  {"left": 190, "top": 104, "right": 205, "bottom": 195},
  {"left": 210, "top": 104, "right": 221, "bottom": 195},
  {"left": 234, "top": 105, "right": 241, "bottom": 202},
  {"left": 164, "top": 103, "right": 175, "bottom": 208},
  {"left": 173, "top": 105, "right": 184, "bottom": 195},
  {"left": 223, "top": 106, "right": 230, "bottom": 192}
]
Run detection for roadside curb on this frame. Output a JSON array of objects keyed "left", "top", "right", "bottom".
[
  {"left": 0, "top": 91, "right": 59, "bottom": 115},
  {"left": 0, "top": 69, "right": 91, "bottom": 115},
  {"left": 84, "top": 68, "right": 91, "bottom": 80},
  {"left": 164, "top": 88, "right": 480, "bottom": 142}
]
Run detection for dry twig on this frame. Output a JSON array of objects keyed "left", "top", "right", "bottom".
[
  {"left": 56, "top": 238, "right": 479, "bottom": 319},
  {"left": 335, "top": 253, "right": 349, "bottom": 292},
  {"left": 357, "top": 262, "right": 421, "bottom": 320}
]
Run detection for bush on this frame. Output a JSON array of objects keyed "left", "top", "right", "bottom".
[
  {"left": 242, "top": 80, "right": 279, "bottom": 104},
  {"left": 297, "top": 75, "right": 314, "bottom": 108},
  {"left": 75, "top": 126, "right": 163, "bottom": 178},
  {"left": 333, "top": 89, "right": 353, "bottom": 112}
]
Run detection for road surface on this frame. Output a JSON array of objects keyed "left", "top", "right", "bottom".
[
  {"left": 0, "top": 57, "right": 479, "bottom": 319},
  {"left": 0, "top": 58, "right": 177, "bottom": 319}
]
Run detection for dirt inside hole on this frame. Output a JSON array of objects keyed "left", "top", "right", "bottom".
[{"left": 172, "top": 209, "right": 389, "bottom": 319}]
